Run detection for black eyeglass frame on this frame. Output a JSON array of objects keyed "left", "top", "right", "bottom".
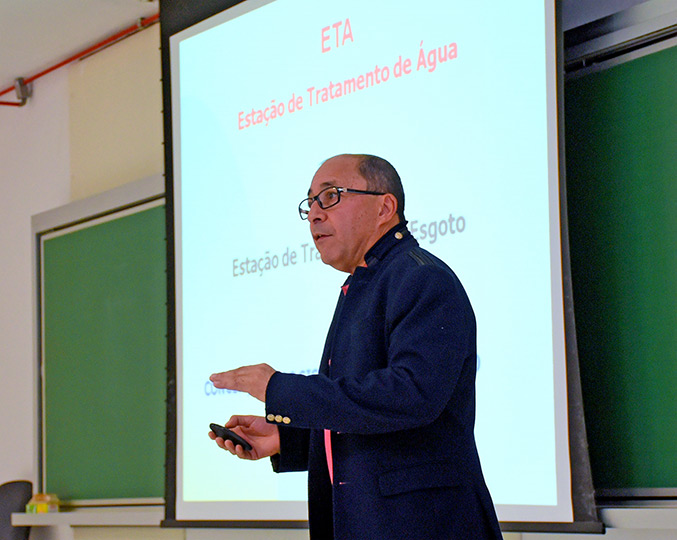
[{"left": 298, "top": 186, "right": 386, "bottom": 220}]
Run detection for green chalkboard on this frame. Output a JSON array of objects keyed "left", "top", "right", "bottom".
[
  {"left": 565, "top": 45, "right": 677, "bottom": 491},
  {"left": 41, "top": 202, "right": 166, "bottom": 501}
]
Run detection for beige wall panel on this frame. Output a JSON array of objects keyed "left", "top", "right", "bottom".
[
  {"left": 74, "top": 528, "right": 184, "bottom": 540},
  {"left": 69, "top": 24, "right": 163, "bottom": 200},
  {"left": 69, "top": 527, "right": 525, "bottom": 540}
]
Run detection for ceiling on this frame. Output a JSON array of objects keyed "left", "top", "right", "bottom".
[
  {"left": 0, "top": 0, "right": 158, "bottom": 94},
  {"left": 0, "top": 0, "right": 652, "bottom": 98}
]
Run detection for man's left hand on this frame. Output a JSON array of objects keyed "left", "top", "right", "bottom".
[{"left": 210, "top": 363, "right": 276, "bottom": 402}]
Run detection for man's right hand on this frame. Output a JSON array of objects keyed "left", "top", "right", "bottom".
[{"left": 209, "top": 415, "right": 280, "bottom": 460}]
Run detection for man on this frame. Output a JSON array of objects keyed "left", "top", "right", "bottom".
[{"left": 209, "top": 154, "right": 502, "bottom": 539}]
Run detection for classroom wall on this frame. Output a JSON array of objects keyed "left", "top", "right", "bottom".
[
  {"left": 0, "top": 22, "right": 167, "bottom": 540},
  {"left": 68, "top": 24, "right": 163, "bottom": 200},
  {"left": 0, "top": 23, "right": 162, "bottom": 489},
  {"left": 0, "top": 68, "right": 71, "bottom": 488}
]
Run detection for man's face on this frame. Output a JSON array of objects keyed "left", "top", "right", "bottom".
[{"left": 307, "top": 155, "right": 384, "bottom": 274}]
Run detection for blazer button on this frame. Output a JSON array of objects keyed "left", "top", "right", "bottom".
[
  {"left": 282, "top": 417, "right": 291, "bottom": 424},
  {"left": 275, "top": 415, "right": 283, "bottom": 423},
  {"left": 266, "top": 414, "right": 275, "bottom": 422}
]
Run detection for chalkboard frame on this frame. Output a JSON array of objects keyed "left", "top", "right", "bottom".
[{"left": 32, "top": 175, "right": 166, "bottom": 506}]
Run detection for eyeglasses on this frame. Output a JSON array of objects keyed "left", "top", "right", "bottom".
[{"left": 298, "top": 186, "right": 385, "bottom": 220}]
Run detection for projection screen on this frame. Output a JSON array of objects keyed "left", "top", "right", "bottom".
[{"left": 164, "top": 0, "right": 597, "bottom": 530}]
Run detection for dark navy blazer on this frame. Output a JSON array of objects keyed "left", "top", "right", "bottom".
[{"left": 266, "top": 224, "right": 502, "bottom": 539}]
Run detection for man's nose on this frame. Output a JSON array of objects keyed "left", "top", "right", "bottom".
[{"left": 307, "top": 200, "right": 326, "bottom": 222}]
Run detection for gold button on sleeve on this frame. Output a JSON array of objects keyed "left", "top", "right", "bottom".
[
  {"left": 282, "top": 417, "right": 291, "bottom": 424},
  {"left": 275, "top": 415, "right": 283, "bottom": 423},
  {"left": 266, "top": 414, "right": 275, "bottom": 422}
]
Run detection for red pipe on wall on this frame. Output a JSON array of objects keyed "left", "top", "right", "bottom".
[{"left": 0, "top": 13, "right": 159, "bottom": 106}]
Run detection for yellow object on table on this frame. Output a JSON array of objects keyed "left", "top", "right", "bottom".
[{"left": 25, "top": 493, "right": 60, "bottom": 513}]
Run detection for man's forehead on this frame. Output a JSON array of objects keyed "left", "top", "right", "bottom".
[{"left": 308, "top": 156, "right": 363, "bottom": 195}]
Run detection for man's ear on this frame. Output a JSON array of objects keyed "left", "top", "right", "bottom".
[{"left": 378, "top": 193, "right": 398, "bottom": 223}]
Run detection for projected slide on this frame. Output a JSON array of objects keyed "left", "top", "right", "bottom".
[{"left": 172, "top": 0, "right": 570, "bottom": 523}]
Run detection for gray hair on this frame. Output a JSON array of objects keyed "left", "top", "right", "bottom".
[{"left": 355, "top": 154, "right": 405, "bottom": 222}]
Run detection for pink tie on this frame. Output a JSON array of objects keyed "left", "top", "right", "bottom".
[
  {"left": 324, "top": 428, "right": 334, "bottom": 484},
  {"left": 324, "top": 282, "right": 352, "bottom": 484}
]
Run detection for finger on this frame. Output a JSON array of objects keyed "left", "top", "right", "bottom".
[
  {"left": 225, "top": 415, "right": 241, "bottom": 428},
  {"left": 209, "top": 371, "right": 233, "bottom": 389},
  {"left": 222, "top": 439, "right": 239, "bottom": 455},
  {"left": 233, "top": 443, "right": 252, "bottom": 460},
  {"left": 226, "top": 414, "right": 254, "bottom": 428}
]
